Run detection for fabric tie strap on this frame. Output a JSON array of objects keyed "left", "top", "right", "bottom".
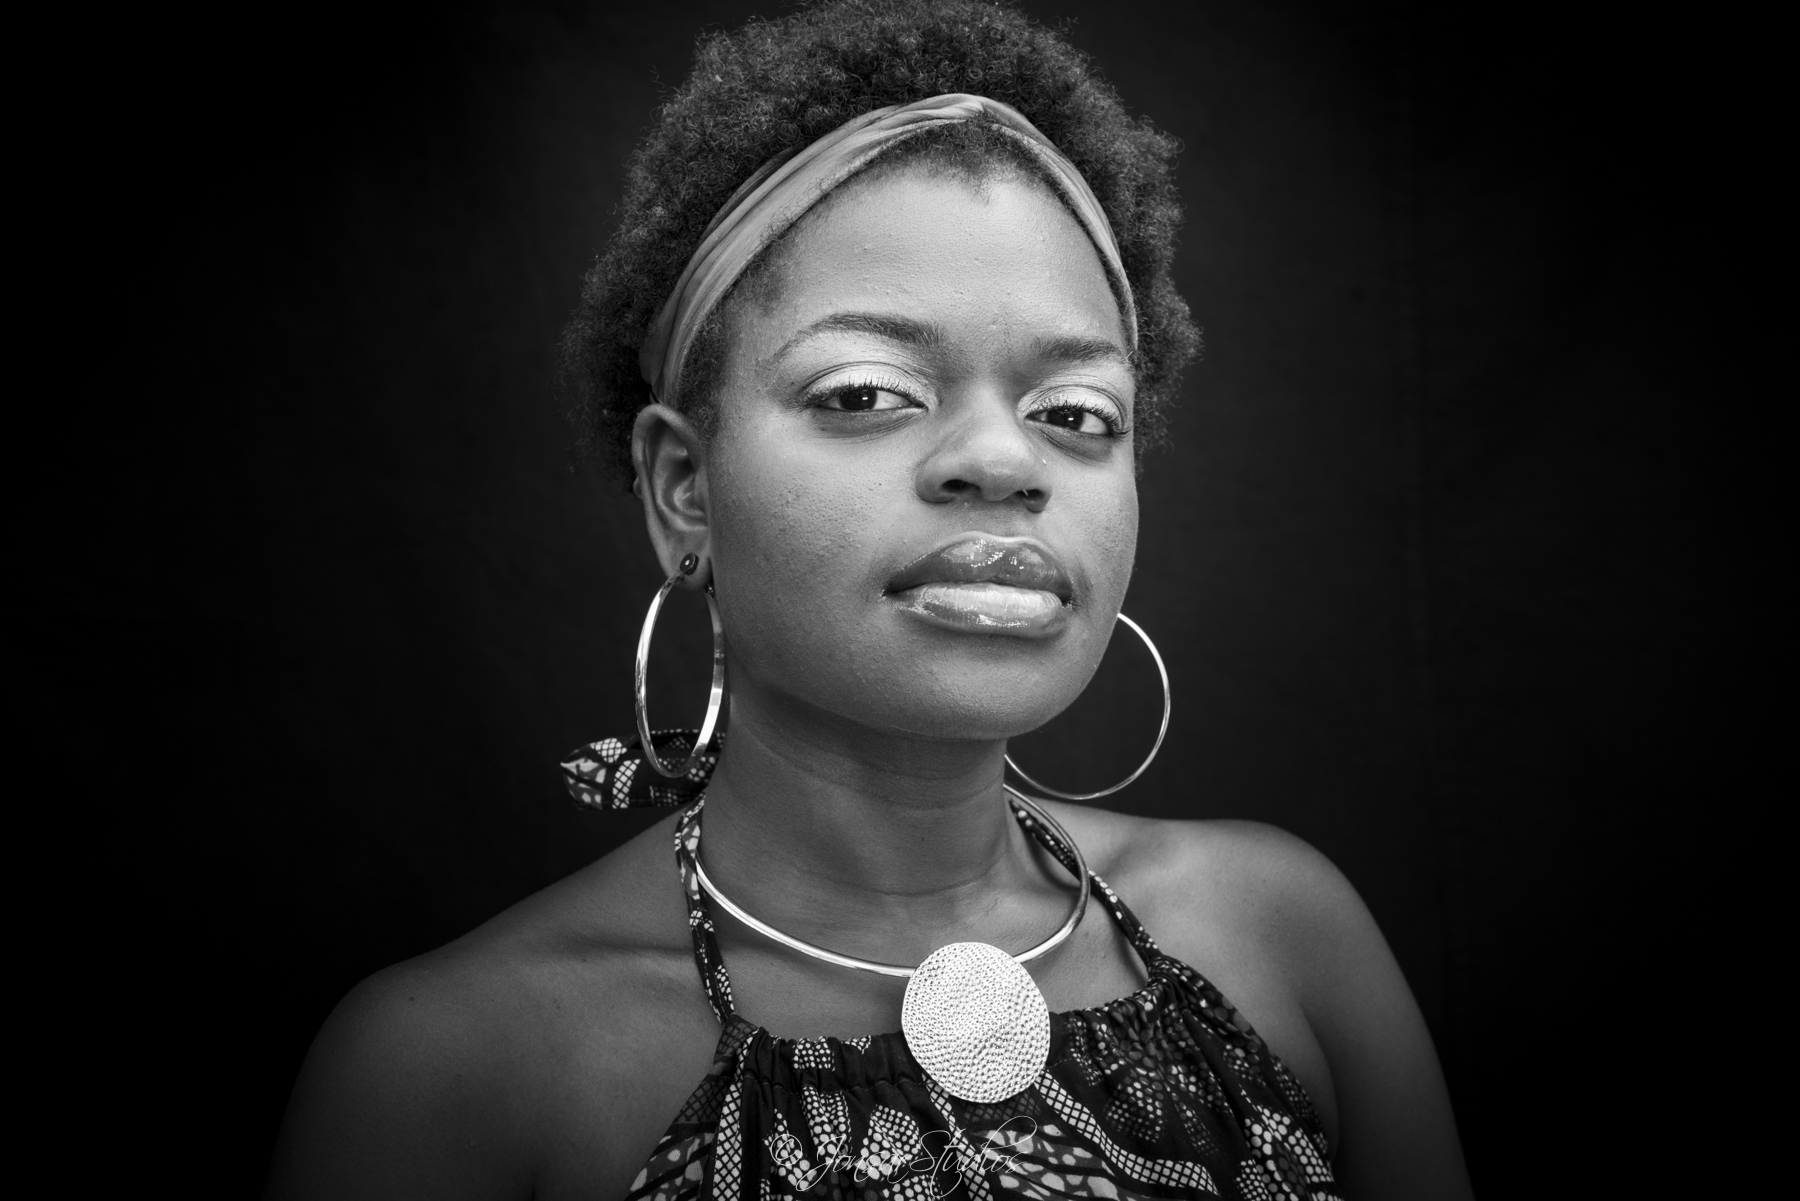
[
  {"left": 562, "top": 730, "right": 722, "bottom": 810},
  {"left": 638, "top": 92, "right": 1139, "bottom": 410}
]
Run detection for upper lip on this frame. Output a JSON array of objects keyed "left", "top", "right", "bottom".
[{"left": 885, "top": 535, "right": 1075, "bottom": 603}]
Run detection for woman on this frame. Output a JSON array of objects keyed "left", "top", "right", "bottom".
[{"left": 267, "top": 2, "right": 1472, "bottom": 1197}]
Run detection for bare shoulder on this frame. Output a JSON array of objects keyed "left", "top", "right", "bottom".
[
  {"left": 1052, "top": 803, "right": 1471, "bottom": 1199},
  {"left": 264, "top": 810, "right": 721, "bottom": 1201},
  {"left": 1042, "top": 804, "right": 1365, "bottom": 971}
]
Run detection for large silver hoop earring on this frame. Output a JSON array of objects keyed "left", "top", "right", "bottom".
[
  {"left": 1004, "top": 612, "right": 1171, "bottom": 802},
  {"left": 635, "top": 552, "right": 726, "bottom": 778}
]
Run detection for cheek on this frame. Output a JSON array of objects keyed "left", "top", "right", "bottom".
[
  {"left": 710, "top": 435, "right": 878, "bottom": 583},
  {"left": 704, "top": 422, "right": 903, "bottom": 669},
  {"left": 1075, "top": 475, "right": 1140, "bottom": 611}
]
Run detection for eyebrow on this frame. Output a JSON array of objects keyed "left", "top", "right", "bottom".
[
  {"left": 770, "top": 313, "right": 1131, "bottom": 369},
  {"left": 1032, "top": 334, "right": 1132, "bottom": 367},
  {"left": 772, "top": 313, "right": 944, "bottom": 362}
]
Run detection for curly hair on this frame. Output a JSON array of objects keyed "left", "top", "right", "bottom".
[{"left": 561, "top": 0, "right": 1199, "bottom": 482}]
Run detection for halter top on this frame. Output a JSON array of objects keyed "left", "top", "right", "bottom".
[{"left": 563, "top": 732, "right": 1342, "bottom": 1201}]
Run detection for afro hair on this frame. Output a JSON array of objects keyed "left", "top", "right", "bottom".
[{"left": 561, "top": 0, "right": 1199, "bottom": 482}]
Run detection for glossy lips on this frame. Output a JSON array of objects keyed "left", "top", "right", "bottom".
[{"left": 885, "top": 537, "right": 1074, "bottom": 635}]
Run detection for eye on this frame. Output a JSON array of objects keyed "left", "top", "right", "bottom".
[
  {"left": 1022, "top": 391, "right": 1127, "bottom": 438},
  {"left": 1027, "top": 405, "right": 1115, "bottom": 436},
  {"left": 818, "top": 384, "right": 913, "bottom": 413}
]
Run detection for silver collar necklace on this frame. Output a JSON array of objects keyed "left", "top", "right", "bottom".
[{"left": 689, "top": 787, "right": 1090, "bottom": 1103}]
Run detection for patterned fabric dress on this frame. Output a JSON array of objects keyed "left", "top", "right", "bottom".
[{"left": 564, "top": 732, "right": 1343, "bottom": 1201}]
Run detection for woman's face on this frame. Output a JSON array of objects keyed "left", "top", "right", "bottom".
[{"left": 692, "top": 162, "right": 1138, "bottom": 743}]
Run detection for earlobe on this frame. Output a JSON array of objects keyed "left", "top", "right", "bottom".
[{"left": 631, "top": 403, "right": 712, "bottom": 587}]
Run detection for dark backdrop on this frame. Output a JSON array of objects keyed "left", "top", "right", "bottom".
[{"left": 82, "top": 0, "right": 1724, "bottom": 1194}]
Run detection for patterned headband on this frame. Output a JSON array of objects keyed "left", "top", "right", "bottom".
[{"left": 637, "top": 92, "right": 1139, "bottom": 410}]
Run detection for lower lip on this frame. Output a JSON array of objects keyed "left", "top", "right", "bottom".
[{"left": 889, "top": 583, "right": 1069, "bottom": 636}]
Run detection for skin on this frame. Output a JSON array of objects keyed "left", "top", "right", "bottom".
[{"left": 266, "top": 163, "right": 1474, "bottom": 1200}]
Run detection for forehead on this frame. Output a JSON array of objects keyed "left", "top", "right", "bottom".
[{"left": 733, "top": 163, "right": 1128, "bottom": 360}]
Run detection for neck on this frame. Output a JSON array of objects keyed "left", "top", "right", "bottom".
[{"left": 698, "top": 685, "right": 1051, "bottom": 962}]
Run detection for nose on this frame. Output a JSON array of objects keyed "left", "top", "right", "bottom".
[{"left": 914, "top": 397, "right": 1050, "bottom": 512}]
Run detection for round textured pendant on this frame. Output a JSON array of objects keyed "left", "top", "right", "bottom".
[{"left": 900, "top": 941, "right": 1051, "bottom": 1103}]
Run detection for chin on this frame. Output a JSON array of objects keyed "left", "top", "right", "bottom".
[
  {"left": 839, "top": 655, "right": 1089, "bottom": 743},
  {"left": 725, "top": 592, "right": 1109, "bottom": 743}
]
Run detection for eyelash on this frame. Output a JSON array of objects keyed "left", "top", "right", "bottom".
[
  {"left": 804, "top": 370, "right": 922, "bottom": 413},
  {"left": 804, "top": 374, "right": 1128, "bottom": 439},
  {"left": 1023, "top": 393, "right": 1129, "bottom": 438}
]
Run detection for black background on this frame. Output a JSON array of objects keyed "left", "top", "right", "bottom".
[{"left": 74, "top": 0, "right": 1728, "bottom": 1194}]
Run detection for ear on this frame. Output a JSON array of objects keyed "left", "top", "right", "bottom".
[{"left": 631, "top": 403, "right": 712, "bottom": 589}]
